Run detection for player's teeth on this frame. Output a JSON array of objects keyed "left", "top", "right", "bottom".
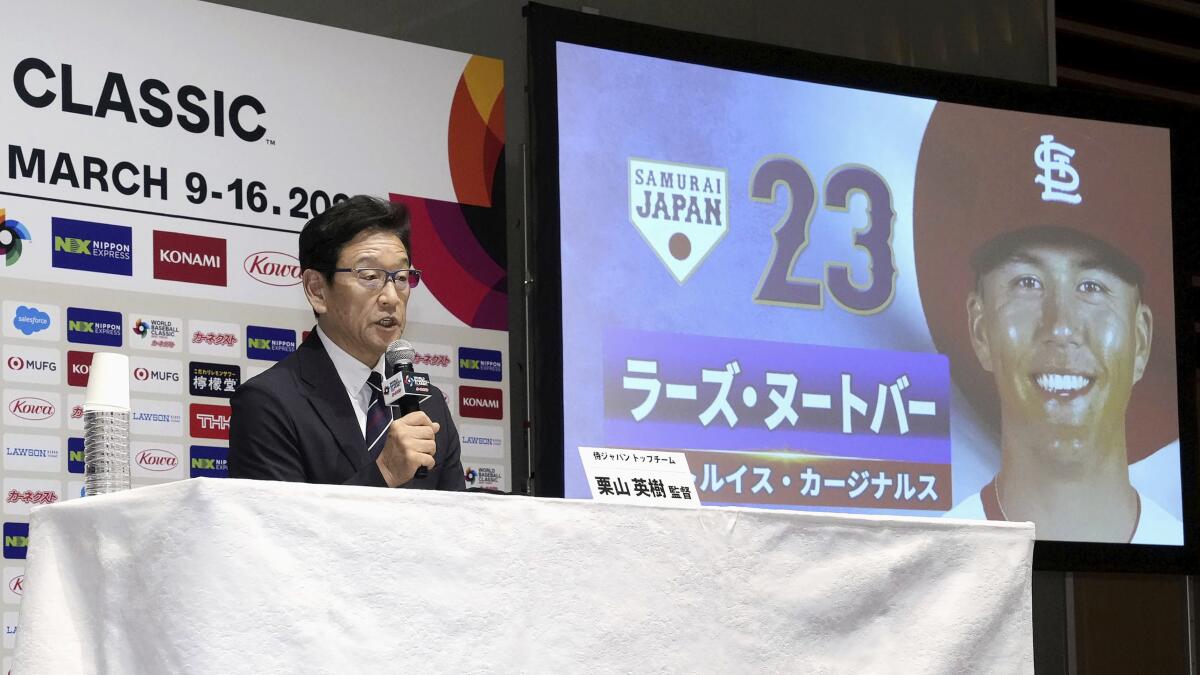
[{"left": 1036, "top": 374, "right": 1088, "bottom": 391}]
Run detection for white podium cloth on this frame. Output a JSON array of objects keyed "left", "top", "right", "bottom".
[{"left": 13, "top": 478, "right": 1033, "bottom": 674}]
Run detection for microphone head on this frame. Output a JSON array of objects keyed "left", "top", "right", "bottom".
[{"left": 385, "top": 339, "right": 415, "bottom": 370}]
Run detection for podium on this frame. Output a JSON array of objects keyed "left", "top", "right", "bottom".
[{"left": 13, "top": 478, "right": 1033, "bottom": 673}]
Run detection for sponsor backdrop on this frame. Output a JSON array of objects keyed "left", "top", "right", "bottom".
[{"left": 0, "top": 0, "right": 510, "bottom": 657}]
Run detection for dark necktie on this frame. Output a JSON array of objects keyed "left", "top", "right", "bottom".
[{"left": 365, "top": 371, "right": 392, "bottom": 459}]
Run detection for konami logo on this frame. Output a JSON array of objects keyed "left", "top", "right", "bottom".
[
  {"left": 459, "top": 386, "right": 503, "bottom": 420},
  {"left": 153, "top": 230, "right": 227, "bottom": 286},
  {"left": 8, "top": 398, "right": 54, "bottom": 421},
  {"left": 134, "top": 448, "right": 178, "bottom": 472},
  {"left": 244, "top": 251, "right": 302, "bottom": 286}
]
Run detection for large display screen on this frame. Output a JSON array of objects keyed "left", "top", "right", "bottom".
[{"left": 549, "top": 38, "right": 1185, "bottom": 549}]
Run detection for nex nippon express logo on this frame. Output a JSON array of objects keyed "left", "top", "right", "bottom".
[
  {"left": 67, "top": 307, "right": 122, "bottom": 347},
  {"left": 458, "top": 347, "right": 502, "bottom": 382},
  {"left": 190, "top": 403, "right": 231, "bottom": 440},
  {"left": 246, "top": 325, "right": 296, "bottom": 361},
  {"left": 2, "top": 301, "right": 58, "bottom": 341},
  {"left": 189, "top": 362, "right": 241, "bottom": 398},
  {"left": 130, "top": 315, "right": 182, "bottom": 352},
  {"left": 190, "top": 445, "right": 229, "bottom": 478},
  {"left": 243, "top": 251, "right": 302, "bottom": 286},
  {"left": 51, "top": 217, "right": 133, "bottom": 276},
  {"left": 3, "top": 523, "right": 28, "bottom": 560},
  {"left": 153, "top": 230, "right": 227, "bottom": 286},
  {"left": 459, "top": 386, "right": 503, "bottom": 421},
  {"left": 2, "top": 345, "right": 60, "bottom": 386},
  {"left": 3, "top": 434, "right": 61, "bottom": 473},
  {"left": 130, "top": 357, "right": 183, "bottom": 395}
]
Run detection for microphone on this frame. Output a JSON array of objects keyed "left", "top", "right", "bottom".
[{"left": 384, "top": 339, "right": 434, "bottom": 479}]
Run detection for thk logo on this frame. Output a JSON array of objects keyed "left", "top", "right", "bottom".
[
  {"left": 153, "top": 230, "right": 227, "bottom": 286},
  {"left": 190, "top": 404, "right": 232, "bottom": 440}
]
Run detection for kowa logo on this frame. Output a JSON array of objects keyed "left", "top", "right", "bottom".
[
  {"left": 50, "top": 218, "right": 133, "bottom": 276},
  {"left": 244, "top": 251, "right": 302, "bottom": 286},
  {"left": 135, "top": 448, "right": 178, "bottom": 472},
  {"left": 153, "top": 230, "right": 227, "bottom": 286},
  {"left": 0, "top": 209, "right": 30, "bottom": 267},
  {"left": 628, "top": 158, "right": 728, "bottom": 284},
  {"left": 8, "top": 398, "right": 54, "bottom": 421}
]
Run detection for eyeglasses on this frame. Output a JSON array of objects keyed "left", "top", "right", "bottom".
[{"left": 332, "top": 267, "right": 422, "bottom": 291}]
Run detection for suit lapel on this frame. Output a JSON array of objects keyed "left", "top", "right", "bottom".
[{"left": 296, "top": 331, "right": 369, "bottom": 471}]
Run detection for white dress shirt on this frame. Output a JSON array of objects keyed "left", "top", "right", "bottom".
[{"left": 315, "top": 325, "right": 387, "bottom": 442}]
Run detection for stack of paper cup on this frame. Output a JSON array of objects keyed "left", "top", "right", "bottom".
[{"left": 83, "top": 352, "right": 131, "bottom": 496}]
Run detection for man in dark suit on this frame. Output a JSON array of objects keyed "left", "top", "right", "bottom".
[{"left": 229, "top": 196, "right": 464, "bottom": 490}]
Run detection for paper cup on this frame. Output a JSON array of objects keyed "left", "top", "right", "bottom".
[{"left": 84, "top": 352, "right": 130, "bottom": 411}]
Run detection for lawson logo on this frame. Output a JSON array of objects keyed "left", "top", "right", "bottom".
[
  {"left": 51, "top": 217, "right": 133, "bottom": 276},
  {"left": 66, "top": 307, "right": 122, "bottom": 347},
  {"left": 244, "top": 251, "right": 302, "bottom": 286}
]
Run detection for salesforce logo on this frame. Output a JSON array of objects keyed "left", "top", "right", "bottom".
[{"left": 12, "top": 305, "right": 50, "bottom": 336}]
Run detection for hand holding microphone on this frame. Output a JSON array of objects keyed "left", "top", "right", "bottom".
[{"left": 375, "top": 339, "right": 437, "bottom": 486}]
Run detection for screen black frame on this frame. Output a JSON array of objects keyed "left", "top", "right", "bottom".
[{"left": 526, "top": 2, "right": 1200, "bottom": 573}]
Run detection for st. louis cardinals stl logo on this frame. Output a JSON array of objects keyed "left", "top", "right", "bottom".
[{"left": 1033, "top": 134, "right": 1081, "bottom": 205}]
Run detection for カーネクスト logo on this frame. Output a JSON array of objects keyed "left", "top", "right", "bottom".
[
  {"left": 51, "top": 218, "right": 133, "bottom": 276},
  {"left": 0, "top": 210, "right": 30, "bottom": 267}
]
